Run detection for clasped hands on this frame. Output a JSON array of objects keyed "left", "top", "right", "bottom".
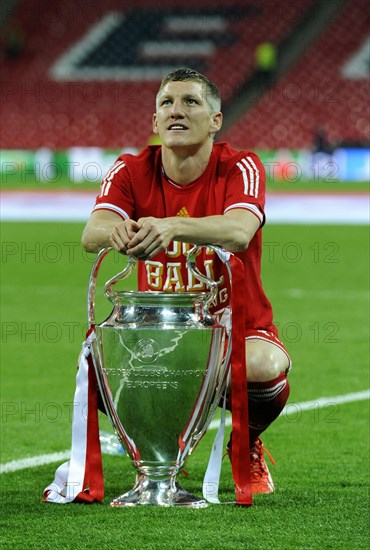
[{"left": 110, "top": 217, "right": 173, "bottom": 260}]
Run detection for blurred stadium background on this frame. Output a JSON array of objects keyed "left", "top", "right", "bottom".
[
  {"left": 0, "top": 0, "right": 369, "bottom": 548},
  {"left": 0, "top": 0, "right": 369, "bottom": 187}
]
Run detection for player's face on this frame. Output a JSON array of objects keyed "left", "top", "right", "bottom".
[{"left": 153, "top": 81, "right": 222, "bottom": 150}]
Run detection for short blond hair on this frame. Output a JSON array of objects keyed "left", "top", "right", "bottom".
[{"left": 157, "top": 67, "right": 221, "bottom": 114}]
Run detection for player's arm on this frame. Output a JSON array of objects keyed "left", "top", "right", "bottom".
[
  {"left": 125, "top": 209, "right": 260, "bottom": 259},
  {"left": 81, "top": 210, "right": 140, "bottom": 253},
  {"left": 173, "top": 209, "right": 260, "bottom": 251}
]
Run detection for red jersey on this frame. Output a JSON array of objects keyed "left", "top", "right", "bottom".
[{"left": 94, "top": 143, "right": 276, "bottom": 334}]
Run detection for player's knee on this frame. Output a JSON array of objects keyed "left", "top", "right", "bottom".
[{"left": 246, "top": 348, "right": 289, "bottom": 382}]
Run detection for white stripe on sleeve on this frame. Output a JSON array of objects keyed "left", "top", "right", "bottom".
[
  {"left": 100, "top": 161, "right": 126, "bottom": 197},
  {"left": 236, "top": 156, "right": 261, "bottom": 198},
  {"left": 245, "top": 156, "right": 260, "bottom": 198},
  {"left": 236, "top": 161, "right": 249, "bottom": 195},
  {"left": 241, "top": 158, "right": 255, "bottom": 196},
  {"left": 224, "top": 203, "right": 264, "bottom": 224},
  {"left": 93, "top": 203, "right": 129, "bottom": 219}
]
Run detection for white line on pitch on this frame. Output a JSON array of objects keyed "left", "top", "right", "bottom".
[
  {"left": 1, "top": 389, "right": 369, "bottom": 474},
  {"left": 208, "top": 388, "right": 370, "bottom": 430},
  {"left": 0, "top": 450, "right": 70, "bottom": 474},
  {"left": 275, "top": 288, "right": 369, "bottom": 300}
]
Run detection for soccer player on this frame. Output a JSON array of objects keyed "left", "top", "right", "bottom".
[{"left": 81, "top": 68, "right": 291, "bottom": 494}]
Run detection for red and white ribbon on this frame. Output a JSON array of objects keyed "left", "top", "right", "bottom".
[
  {"left": 43, "top": 331, "right": 104, "bottom": 504},
  {"left": 203, "top": 252, "right": 252, "bottom": 506}
]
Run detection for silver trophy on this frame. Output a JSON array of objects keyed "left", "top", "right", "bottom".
[{"left": 88, "top": 246, "right": 231, "bottom": 507}]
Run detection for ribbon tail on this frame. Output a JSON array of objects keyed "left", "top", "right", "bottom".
[
  {"left": 43, "top": 332, "right": 104, "bottom": 504},
  {"left": 202, "top": 394, "right": 227, "bottom": 504},
  {"left": 229, "top": 255, "right": 252, "bottom": 506}
]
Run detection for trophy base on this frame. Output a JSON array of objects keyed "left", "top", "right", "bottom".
[{"left": 110, "top": 475, "right": 208, "bottom": 508}]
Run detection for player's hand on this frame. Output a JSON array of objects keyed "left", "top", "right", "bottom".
[
  {"left": 125, "top": 217, "right": 174, "bottom": 260},
  {"left": 109, "top": 219, "right": 141, "bottom": 254}
]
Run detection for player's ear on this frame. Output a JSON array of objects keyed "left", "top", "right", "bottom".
[
  {"left": 152, "top": 113, "right": 159, "bottom": 134},
  {"left": 210, "top": 111, "right": 223, "bottom": 135}
]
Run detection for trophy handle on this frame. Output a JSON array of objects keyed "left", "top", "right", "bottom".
[
  {"left": 88, "top": 244, "right": 229, "bottom": 324},
  {"left": 186, "top": 243, "right": 233, "bottom": 377},
  {"left": 87, "top": 247, "right": 136, "bottom": 326},
  {"left": 185, "top": 244, "right": 233, "bottom": 446},
  {"left": 186, "top": 244, "right": 230, "bottom": 310},
  {"left": 104, "top": 258, "right": 137, "bottom": 301}
]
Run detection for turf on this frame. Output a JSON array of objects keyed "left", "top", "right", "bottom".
[{"left": 0, "top": 221, "right": 369, "bottom": 548}]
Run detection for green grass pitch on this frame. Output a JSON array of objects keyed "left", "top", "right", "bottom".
[{"left": 0, "top": 220, "right": 369, "bottom": 548}]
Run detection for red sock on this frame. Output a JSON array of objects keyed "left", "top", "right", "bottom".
[{"left": 248, "top": 372, "right": 290, "bottom": 443}]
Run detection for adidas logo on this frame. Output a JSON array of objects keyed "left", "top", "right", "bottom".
[{"left": 176, "top": 207, "right": 190, "bottom": 217}]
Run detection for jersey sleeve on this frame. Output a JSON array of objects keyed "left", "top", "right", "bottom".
[
  {"left": 224, "top": 151, "right": 266, "bottom": 226},
  {"left": 93, "top": 157, "right": 134, "bottom": 219}
]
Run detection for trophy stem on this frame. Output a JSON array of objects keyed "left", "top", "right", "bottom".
[{"left": 110, "top": 475, "right": 208, "bottom": 508}]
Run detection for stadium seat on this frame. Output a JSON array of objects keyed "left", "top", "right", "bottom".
[{"left": 2, "top": 0, "right": 316, "bottom": 149}]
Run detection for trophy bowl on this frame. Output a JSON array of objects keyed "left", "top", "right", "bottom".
[{"left": 88, "top": 247, "right": 230, "bottom": 507}]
